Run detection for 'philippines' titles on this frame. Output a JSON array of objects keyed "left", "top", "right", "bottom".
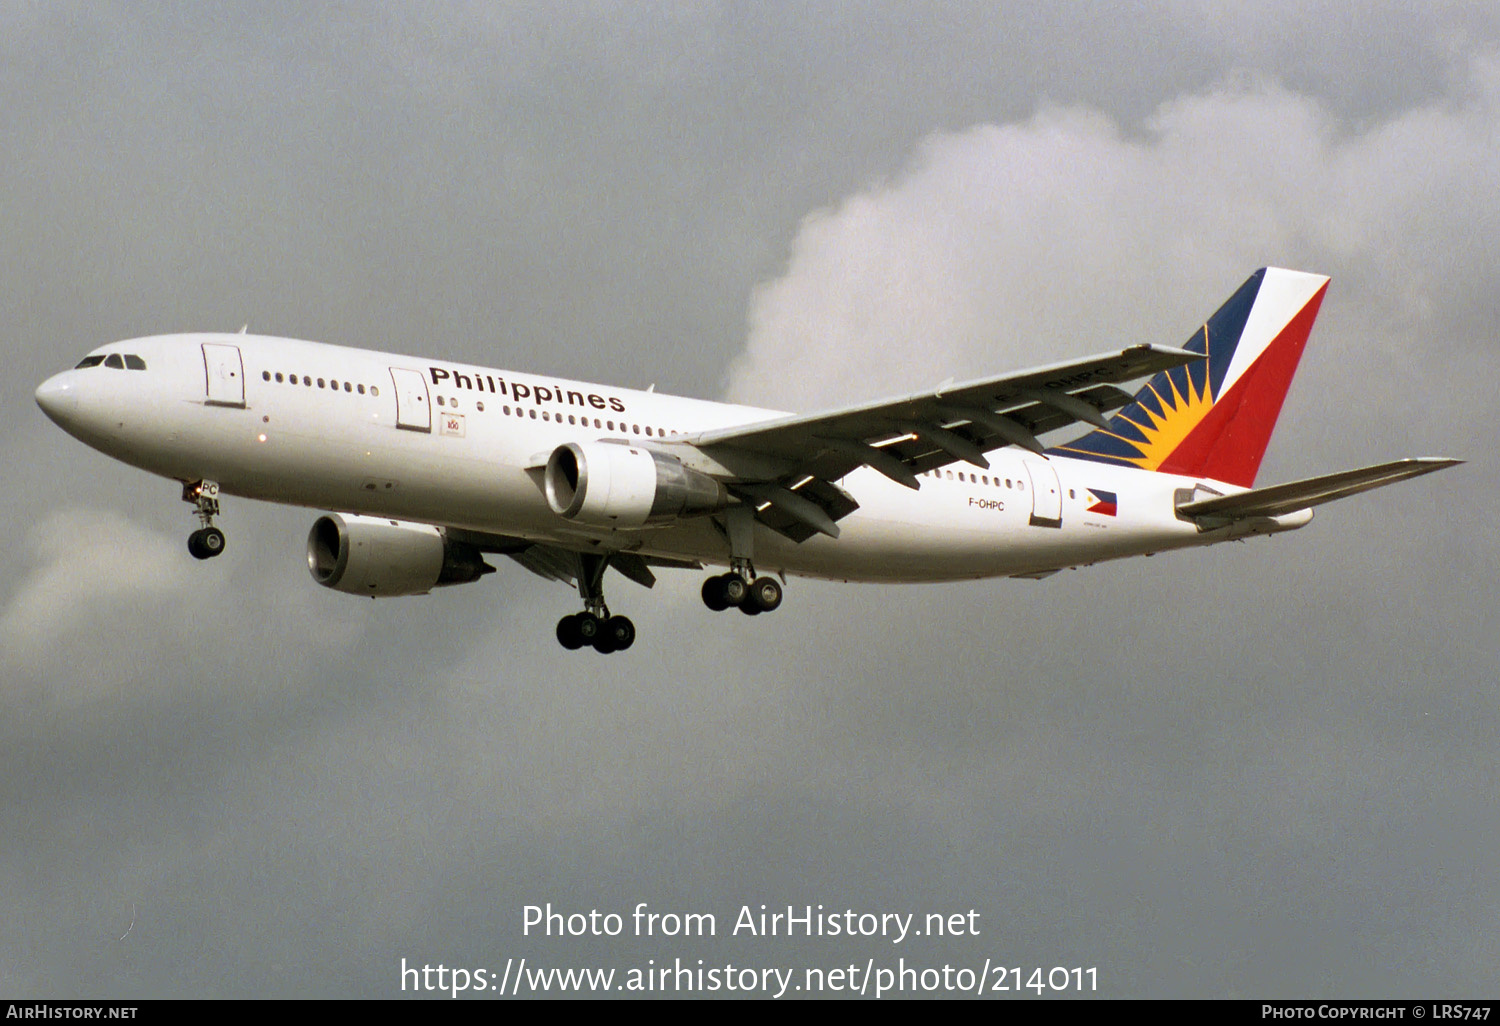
[{"left": 429, "top": 365, "right": 627, "bottom": 413}]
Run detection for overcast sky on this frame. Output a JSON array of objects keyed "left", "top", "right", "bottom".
[{"left": 2, "top": 2, "right": 1496, "bottom": 999}]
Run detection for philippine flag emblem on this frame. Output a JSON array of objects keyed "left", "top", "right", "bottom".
[{"left": 1087, "top": 488, "right": 1118, "bottom": 516}]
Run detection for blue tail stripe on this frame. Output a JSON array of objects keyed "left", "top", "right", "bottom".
[{"left": 1049, "top": 269, "right": 1266, "bottom": 466}]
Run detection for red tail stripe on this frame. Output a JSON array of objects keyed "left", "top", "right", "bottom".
[{"left": 1157, "top": 281, "right": 1327, "bottom": 487}]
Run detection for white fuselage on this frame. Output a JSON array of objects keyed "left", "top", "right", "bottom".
[{"left": 35, "top": 333, "right": 1308, "bottom": 583}]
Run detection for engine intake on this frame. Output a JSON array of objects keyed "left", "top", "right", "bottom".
[
  {"left": 544, "top": 442, "right": 727, "bottom": 528},
  {"left": 307, "top": 514, "right": 494, "bottom": 597}
]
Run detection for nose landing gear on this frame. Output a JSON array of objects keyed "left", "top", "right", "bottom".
[{"left": 183, "top": 480, "right": 226, "bottom": 560}]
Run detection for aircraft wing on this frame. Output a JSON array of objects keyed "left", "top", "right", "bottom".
[
  {"left": 687, "top": 344, "right": 1202, "bottom": 542},
  {"left": 1176, "top": 458, "right": 1462, "bottom": 524}
]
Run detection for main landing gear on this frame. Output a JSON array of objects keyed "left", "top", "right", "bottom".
[
  {"left": 701, "top": 567, "right": 783, "bottom": 615},
  {"left": 556, "top": 552, "right": 635, "bottom": 654},
  {"left": 183, "top": 480, "right": 226, "bottom": 560},
  {"left": 700, "top": 505, "right": 783, "bottom": 616}
]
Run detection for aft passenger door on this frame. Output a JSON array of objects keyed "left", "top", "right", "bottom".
[
  {"left": 1023, "top": 459, "right": 1063, "bottom": 528},
  {"left": 389, "top": 367, "right": 431, "bottom": 432},
  {"left": 202, "top": 343, "right": 246, "bottom": 408}
]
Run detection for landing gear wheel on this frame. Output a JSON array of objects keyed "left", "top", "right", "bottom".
[
  {"left": 602, "top": 615, "right": 635, "bottom": 652},
  {"left": 747, "top": 576, "right": 782, "bottom": 613},
  {"left": 702, "top": 576, "right": 729, "bottom": 611},
  {"left": 561, "top": 554, "right": 637, "bottom": 653},
  {"left": 575, "top": 612, "right": 601, "bottom": 644},
  {"left": 187, "top": 527, "right": 226, "bottom": 560},
  {"left": 556, "top": 614, "right": 585, "bottom": 650},
  {"left": 720, "top": 573, "right": 747, "bottom": 608}
]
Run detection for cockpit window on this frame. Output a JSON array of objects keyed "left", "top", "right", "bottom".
[
  {"left": 75, "top": 355, "right": 106, "bottom": 369},
  {"left": 124, "top": 354, "right": 146, "bottom": 370},
  {"left": 104, "top": 353, "right": 124, "bottom": 369}
]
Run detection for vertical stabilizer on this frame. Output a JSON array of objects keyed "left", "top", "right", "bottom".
[{"left": 1051, "top": 267, "right": 1329, "bottom": 487}]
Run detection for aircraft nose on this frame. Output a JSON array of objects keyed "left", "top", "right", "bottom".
[{"left": 35, "top": 373, "right": 78, "bottom": 425}]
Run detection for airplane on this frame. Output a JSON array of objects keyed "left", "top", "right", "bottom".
[{"left": 34, "top": 267, "right": 1459, "bottom": 653}]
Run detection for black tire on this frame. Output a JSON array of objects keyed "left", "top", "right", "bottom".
[
  {"left": 721, "top": 573, "right": 747, "bottom": 607},
  {"left": 749, "top": 576, "right": 783, "bottom": 613},
  {"left": 575, "top": 612, "right": 600, "bottom": 642},
  {"left": 739, "top": 600, "right": 762, "bottom": 616},
  {"left": 187, "top": 529, "right": 210, "bottom": 560},
  {"left": 604, "top": 615, "right": 636, "bottom": 651},
  {"left": 556, "top": 614, "right": 585, "bottom": 650},
  {"left": 701, "top": 576, "right": 728, "bottom": 611},
  {"left": 200, "top": 526, "right": 226, "bottom": 557},
  {"left": 592, "top": 632, "right": 618, "bottom": 654}
]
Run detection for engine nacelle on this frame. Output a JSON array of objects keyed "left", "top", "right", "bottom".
[
  {"left": 307, "top": 513, "right": 494, "bottom": 597},
  {"left": 544, "top": 441, "right": 728, "bottom": 528}
]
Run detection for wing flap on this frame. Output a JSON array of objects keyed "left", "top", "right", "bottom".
[
  {"left": 691, "top": 345, "right": 1199, "bottom": 463},
  {"left": 685, "top": 346, "right": 1196, "bottom": 544},
  {"left": 1176, "top": 458, "right": 1462, "bottom": 521}
]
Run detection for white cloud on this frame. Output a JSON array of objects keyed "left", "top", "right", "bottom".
[
  {"left": 0, "top": 507, "right": 365, "bottom": 711},
  {"left": 725, "top": 57, "right": 1500, "bottom": 412}
]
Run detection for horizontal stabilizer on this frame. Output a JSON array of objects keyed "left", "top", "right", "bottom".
[{"left": 1176, "top": 457, "right": 1462, "bottom": 521}]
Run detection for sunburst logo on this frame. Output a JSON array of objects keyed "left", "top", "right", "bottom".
[
  {"left": 1111, "top": 370, "right": 1216, "bottom": 470},
  {"left": 1061, "top": 361, "right": 1216, "bottom": 471}
]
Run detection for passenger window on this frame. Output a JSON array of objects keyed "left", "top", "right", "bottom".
[
  {"left": 437, "top": 396, "right": 445, "bottom": 407},
  {"left": 344, "top": 382, "right": 352, "bottom": 392},
  {"left": 104, "top": 353, "right": 124, "bottom": 369},
  {"left": 633, "top": 424, "right": 640, "bottom": 434},
  {"left": 542, "top": 411, "right": 549, "bottom": 421},
  {"left": 317, "top": 378, "right": 326, "bottom": 388},
  {"left": 125, "top": 355, "right": 146, "bottom": 370},
  {"left": 74, "top": 355, "right": 106, "bottom": 369},
  {"left": 357, "top": 383, "right": 365, "bottom": 394},
  {"left": 529, "top": 409, "right": 536, "bottom": 419},
  {"left": 304, "top": 377, "right": 312, "bottom": 387},
  {"left": 370, "top": 386, "right": 379, "bottom": 396},
  {"left": 330, "top": 379, "right": 339, "bottom": 390},
  {"left": 262, "top": 370, "right": 271, "bottom": 381},
  {"left": 476, "top": 401, "right": 484, "bottom": 412},
  {"left": 276, "top": 372, "right": 284, "bottom": 383}
]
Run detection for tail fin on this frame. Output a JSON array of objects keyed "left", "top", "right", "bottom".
[{"left": 1052, "top": 267, "right": 1329, "bottom": 487}]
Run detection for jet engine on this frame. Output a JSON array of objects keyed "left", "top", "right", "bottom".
[
  {"left": 544, "top": 441, "right": 728, "bottom": 528},
  {"left": 307, "top": 513, "right": 494, "bottom": 597}
]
